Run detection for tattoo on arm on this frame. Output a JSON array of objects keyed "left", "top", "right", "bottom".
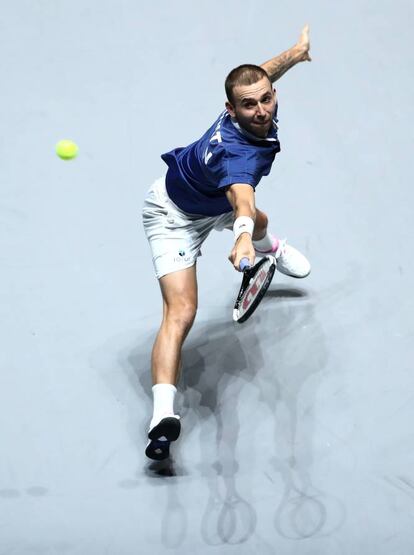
[{"left": 261, "top": 46, "right": 304, "bottom": 83}]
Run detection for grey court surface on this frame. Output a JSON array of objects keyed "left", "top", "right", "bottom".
[{"left": 1, "top": 1, "right": 414, "bottom": 554}]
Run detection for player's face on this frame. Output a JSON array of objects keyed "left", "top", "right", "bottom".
[{"left": 226, "top": 77, "right": 276, "bottom": 138}]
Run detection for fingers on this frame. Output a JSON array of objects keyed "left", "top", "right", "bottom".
[
  {"left": 300, "top": 23, "right": 310, "bottom": 42},
  {"left": 229, "top": 236, "right": 255, "bottom": 271},
  {"left": 298, "top": 23, "right": 311, "bottom": 62}
]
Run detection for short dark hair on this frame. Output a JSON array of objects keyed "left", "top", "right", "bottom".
[{"left": 225, "top": 64, "right": 271, "bottom": 104}]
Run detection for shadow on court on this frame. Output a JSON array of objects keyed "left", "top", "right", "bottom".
[{"left": 96, "top": 285, "right": 346, "bottom": 548}]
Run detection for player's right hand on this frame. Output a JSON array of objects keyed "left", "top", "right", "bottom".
[{"left": 228, "top": 234, "right": 255, "bottom": 271}]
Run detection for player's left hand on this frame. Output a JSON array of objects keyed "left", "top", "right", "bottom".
[{"left": 297, "top": 24, "right": 311, "bottom": 62}]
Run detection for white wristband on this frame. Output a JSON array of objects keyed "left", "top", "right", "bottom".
[{"left": 233, "top": 216, "right": 254, "bottom": 241}]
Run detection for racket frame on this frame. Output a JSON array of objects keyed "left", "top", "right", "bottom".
[{"left": 233, "top": 255, "right": 276, "bottom": 323}]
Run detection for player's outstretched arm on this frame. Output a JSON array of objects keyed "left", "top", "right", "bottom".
[
  {"left": 225, "top": 184, "right": 257, "bottom": 271},
  {"left": 260, "top": 24, "right": 311, "bottom": 83}
]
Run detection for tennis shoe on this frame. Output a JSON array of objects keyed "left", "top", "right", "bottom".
[
  {"left": 255, "top": 238, "right": 310, "bottom": 278},
  {"left": 145, "top": 415, "right": 181, "bottom": 461}
]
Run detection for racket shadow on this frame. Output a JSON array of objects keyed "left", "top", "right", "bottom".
[
  {"left": 177, "top": 319, "right": 267, "bottom": 545},
  {"left": 265, "top": 286, "right": 308, "bottom": 299}
]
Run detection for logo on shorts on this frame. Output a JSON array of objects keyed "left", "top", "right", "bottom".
[{"left": 173, "top": 247, "right": 191, "bottom": 263}]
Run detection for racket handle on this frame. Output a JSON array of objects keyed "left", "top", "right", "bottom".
[{"left": 239, "top": 257, "right": 251, "bottom": 271}]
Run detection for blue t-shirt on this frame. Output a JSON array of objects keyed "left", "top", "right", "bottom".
[{"left": 161, "top": 106, "right": 281, "bottom": 216}]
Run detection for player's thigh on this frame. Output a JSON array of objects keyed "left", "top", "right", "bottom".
[{"left": 159, "top": 264, "right": 198, "bottom": 318}]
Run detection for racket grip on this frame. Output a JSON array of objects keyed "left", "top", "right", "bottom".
[{"left": 239, "top": 257, "right": 251, "bottom": 271}]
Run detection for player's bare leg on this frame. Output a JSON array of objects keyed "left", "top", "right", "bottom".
[
  {"left": 146, "top": 265, "right": 197, "bottom": 460},
  {"left": 152, "top": 264, "right": 198, "bottom": 385},
  {"left": 253, "top": 209, "right": 269, "bottom": 240}
]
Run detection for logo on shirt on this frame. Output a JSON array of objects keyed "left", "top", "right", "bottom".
[{"left": 204, "top": 111, "right": 226, "bottom": 165}]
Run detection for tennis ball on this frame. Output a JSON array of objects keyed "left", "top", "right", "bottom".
[{"left": 55, "top": 139, "right": 79, "bottom": 160}]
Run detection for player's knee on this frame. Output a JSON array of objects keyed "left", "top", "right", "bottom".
[
  {"left": 254, "top": 210, "right": 268, "bottom": 236},
  {"left": 166, "top": 300, "right": 197, "bottom": 334}
]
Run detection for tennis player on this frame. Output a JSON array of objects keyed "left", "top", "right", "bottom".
[{"left": 142, "top": 25, "right": 312, "bottom": 460}]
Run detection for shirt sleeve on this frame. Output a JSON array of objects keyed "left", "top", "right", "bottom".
[{"left": 206, "top": 144, "right": 261, "bottom": 190}]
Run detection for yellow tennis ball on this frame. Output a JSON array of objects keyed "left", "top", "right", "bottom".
[{"left": 55, "top": 139, "right": 79, "bottom": 160}]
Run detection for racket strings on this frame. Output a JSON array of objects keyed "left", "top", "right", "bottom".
[{"left": 233, "top": 256, "right": 276, "bottom": 323}]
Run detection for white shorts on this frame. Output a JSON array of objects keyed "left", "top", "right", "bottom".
[{"left": 142, "top": 176, "right": 233, "bottom": 279}]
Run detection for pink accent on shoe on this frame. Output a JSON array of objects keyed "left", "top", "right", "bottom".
[{"left": 255, "top": 237, "right": 280, "bottom": 254}]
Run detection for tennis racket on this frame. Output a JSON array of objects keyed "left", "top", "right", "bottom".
[{"left": 233, "top": 255, "right": 276, "bottom": 323}]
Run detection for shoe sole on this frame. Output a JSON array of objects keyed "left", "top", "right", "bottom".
[
  {"left": 277, "top": 266, "right": 311, "bottom": 279},
  {"left": 145, "top": 417, "right": 181, "bottom": 461}
]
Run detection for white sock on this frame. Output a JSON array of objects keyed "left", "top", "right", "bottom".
[
  {"left": 253, "top": 231, "right": 278, "bottom": 252},
  {"left": 150, "top": 384, "right": 177, "bottom": 430}
]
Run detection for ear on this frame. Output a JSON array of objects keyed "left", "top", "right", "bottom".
[{"left": 225, "top": 101, "right": 236, "bottom": 118}]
